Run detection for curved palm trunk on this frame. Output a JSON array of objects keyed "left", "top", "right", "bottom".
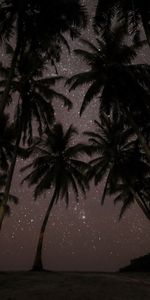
[
  {"left": 32, "top": 190, "right": 57, "bottom": 271},
  {"left": 0, "top": 17, "right": 22, "bottom": 116},
  {"left": 0, "top": 122, "right": 22, "bottom": 230},
  {"left": 125, "top": 109, "right": 150, "bottom": 162}
]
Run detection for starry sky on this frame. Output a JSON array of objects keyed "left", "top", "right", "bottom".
[{"left": 0, "top": 0, "right": 150, "bottom": 272}]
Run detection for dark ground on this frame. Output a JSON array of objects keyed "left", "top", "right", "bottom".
[{"left": 0, "top": 271, "right": 150, "bottom": 299}]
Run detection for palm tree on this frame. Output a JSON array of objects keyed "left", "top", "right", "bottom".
[
  {"left": 12, "top": 51, "right": 72, "bottom": 145},
  {"left": 0, "top": 0, "right": 87, "bottom": 115},
  {"left": 0, "top": 52, "right": 72, "bottom": 229},
  {"left": 67, "top": 25, "right": 147, "bottom": 114},
  {"left": 83, "top": 113, "right": 150, "bottom": 220},
  {"left": 66, "top": 25, "right": 150, "bottom": 161},
  {"left": 94, "top": 0, "right": 150, "bottom": 47},
  {"left": 22, "top": 123, "right": 89, "bottom": 271}
]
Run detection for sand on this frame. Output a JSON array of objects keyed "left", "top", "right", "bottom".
[{"left": 0, "top": 271, "right": 150, "bottom": 299}]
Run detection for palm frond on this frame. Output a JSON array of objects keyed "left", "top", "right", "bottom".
[
  {"left": 35, "top": 76, "right": 65, "bottom": 86},
  {"left": 79, "top": 38, "right": 100, "bottom": 52},
  {"left": 64, "top": 125, "right": 78, "bottom": 147},
  {"left": 47, "top": 89, "right": 72, "bottom": 110},
  {"left": 59, "top": 34, "right": 70, "bottom": 54},
  {"left": 80, "top": 82, "right": 102, "bottom": 115},
  {"left": 114, "top": 192, "right": 134, "bottom": 220},
  {"left": 66, "top": 71, "right": 95, "bottom": 91},
  {"left": 74, "top": 49, "right": 97, "bottom": 64}
]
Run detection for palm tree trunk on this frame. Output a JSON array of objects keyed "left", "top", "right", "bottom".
[
  {"left": 0, "top": 121, "right": 22, "bottom": 230},
  {"left": 32, "top": 190, "right": 57, "bottom": 271},
  {"left": 125, "top": 109, "right": 150, "bottom": 162},
  {"left": 0, "top": 17, "right": 22, "bottom": 116}
]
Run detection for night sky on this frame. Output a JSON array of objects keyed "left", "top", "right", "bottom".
[{"left": 0, "top": 0, "right": 150, "bottom": 272}]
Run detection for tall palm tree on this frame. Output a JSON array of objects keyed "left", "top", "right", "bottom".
[
  {"left": 94, "top": 0, "right": 150, "bottom": 47},
  {"left": 22, "top": 123, "right": 89, "bottom": 271},
  {"left": 0, "top": 0, "right": 87, "bottom": 115},
  {"left": 83, "top": 113, "right": 150, "bottom": 220},
  {"left": 0, "top": 53, "right": 72, "bottom": 229},
  {"left": 67, "top": 25, "right": 150, "bottom": 161}
]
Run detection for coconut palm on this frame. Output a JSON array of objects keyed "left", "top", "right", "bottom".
[
  {"left": 0, "top": 52, "right": 72, "bottom": 229},
  {"left": 67, "top": 25, "right": 148, "bottom": 114},
  {"left": 67, "top": 25, "right": 150, "bottom": 160},
  {"left": 0, "top": 0, "right": 87, "bottom": 115},
  {"left": 84, "top": 113, "right": 150, "bottom": 220},
  {"left": 12, "top": 51, "right": 72, "bottom": 145},
  {"left": 22, "top": 123, "right": 89, "bottom": 270},
  {"left": 94, "top": 0, "right": 150, "bottom": 47}
]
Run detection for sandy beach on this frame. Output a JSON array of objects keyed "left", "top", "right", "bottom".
[{"left": 0, "top": 271, "right": 150, "bottom": 299}]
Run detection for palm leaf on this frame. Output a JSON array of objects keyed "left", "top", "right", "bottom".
[
  {"left": 66, "top": 71, "right": 95, "bottom": 91},
  {"left": 79, "top": 38, "right": 100, "bottom": 52},
  {"left": 74, "top": 49, "right": 97, "bottom": 64},
  {"left": 80, "top": 81, "right": 102, "bottom": 115},
  {"left": 114, "top": 192, "right": 134, "bottom": 220}
]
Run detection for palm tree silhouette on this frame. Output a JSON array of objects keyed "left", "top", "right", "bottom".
[
  {"left": 84, "top": 113, "right": 150, "bottom": 220},
  {"left": 94, "top": 0, "right": 150, "bottom": 47},
  {"left": 67, "top": 25, "right": 146, "bottom": 114},
  {"left": 0, "top": 0, "right": 87, "bottom": 115},
  {"left": 67, "top": 25, "right": 150, "bottom": 160},
  {"left": 22, "top": 123, "right": 89, "bottom": 271},
  {"left": 0, "top": 52, "right": 72, "bottom": 229},
  {"left": 12, "top": 52, "right": 72, "bottom": 144}
]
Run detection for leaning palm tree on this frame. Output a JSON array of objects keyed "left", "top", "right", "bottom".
[
  {"left": 22, "top": 123, "right": 89, "bottom": 271},
  {"left": 0, "top": 52, "right": 72, "bottom": 229},
  {"left": 67, "top": 25, "right": 150, "bottom": 161},
  {"left": 0, "top": 0, "right": 87, "bottom": 115},
  {"left": 84, "top": 113, "right": 150, "bottom": 220},
  {"left": 94, "top": 0, "right": 150, "bottom": 47}
]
